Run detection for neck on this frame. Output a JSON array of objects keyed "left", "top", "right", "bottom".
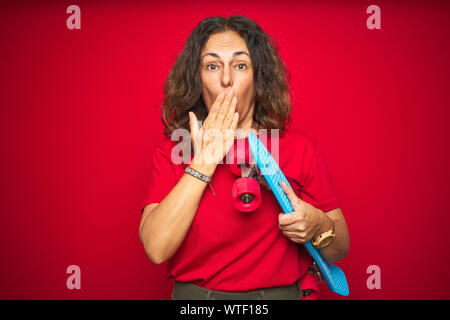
[{"left": 236, "top": 116, "right": 258, "bottom": 139}]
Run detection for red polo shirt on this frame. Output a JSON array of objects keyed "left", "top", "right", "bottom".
[{"left": 140, "top": 129, "right": 340, "bottom": 292}]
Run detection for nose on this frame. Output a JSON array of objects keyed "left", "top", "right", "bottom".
[{"left": 220, "top": 65, "right": 233, "bottom": 89}]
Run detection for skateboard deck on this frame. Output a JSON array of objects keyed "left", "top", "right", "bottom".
[{"left": 248, "top": 132, "right": 349, "bottom": 296}]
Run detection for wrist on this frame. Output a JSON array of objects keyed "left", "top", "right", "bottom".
[
  {"left": 189, "top": 161, "right": 217, "bottom": 178},
  {"left": 314, "top": 211, "right": 333, "bottom": 239},
  {"left": 311, "top": 211, "right": 336, "bottom": 249}
]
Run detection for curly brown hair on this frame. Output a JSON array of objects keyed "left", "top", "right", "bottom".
[{"left": 161, "top": 15, "right": 293, "bottom": 138}]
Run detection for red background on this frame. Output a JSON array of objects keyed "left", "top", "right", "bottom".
[{"left": 1, "top": 0, "right": 449, "bottom": 300}]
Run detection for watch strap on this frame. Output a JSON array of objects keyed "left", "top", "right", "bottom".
[{"left": 312, "top": 218, "right": 336, "bottom": 248}]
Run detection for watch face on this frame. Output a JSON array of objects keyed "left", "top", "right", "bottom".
[{"left": 319, "top": 236, "right": 334, "bottom": 248}]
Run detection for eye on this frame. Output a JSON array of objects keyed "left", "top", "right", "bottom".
[
  {"left": 235, "top": 63, "right": 247, "bottom": 70},
  {"left": 206, "top": 64, "right": 219, "bottom": 71}
]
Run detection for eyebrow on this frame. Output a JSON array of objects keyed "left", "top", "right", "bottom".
[{"left": 201, "top": 51, "right": 250, "bottom": 61}]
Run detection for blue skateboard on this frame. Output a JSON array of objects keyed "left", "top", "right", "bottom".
[{"left": 248, "top": 132, "right": 349, "bottom": 296}]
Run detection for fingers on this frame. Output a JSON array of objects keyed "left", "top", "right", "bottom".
[
  {"left": 221, "top": 95, "right": 238, "bottom": 132},
  {"left": 189, "top": 112, "right": 202, "bottom": 154},
  {"left": 223, "top": 111, "right": 239, "bottom": 155},
  {"left": 281, "top": 230, "right": 313, "bottom": 244},
  {"left": 279, "top": 213, "right": 314, "bottom": 244},
  {"left": 215, "top": 90, "right": 234, "bottom": 129},
  {"left": 278, "top": 216, "right": 309, "bottom": 233},
  {"left": 280, "top": 181, "right": 294, "bottom": 198},
  {"left": 189, "top": 112, "right": 199, "bottom": 141},
  {"left": 280, "top": 181, "right": 302, "bottom": 210},
  {"left": 189, "top": 112, "right": 198, "bottom": 136},
  {"left": 231, "top": 111, "right": 239, "bottom": 130},
  {"left": 278, "top": 212, "right": 297, "bottom": 227},
  {"left": 193, "top": 89, "right": 239, "bottom": 164},
  {"left": 204, "top": 91, "right": 226, "bottom": 127},
  {"left": 278, "top": 210, "right": 308, "bottom": 228}
]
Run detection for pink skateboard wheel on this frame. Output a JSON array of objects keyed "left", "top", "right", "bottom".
[
  {"left": 231, "top": 177, "right": 262, "bottom": 212},
  {"left": 299, "top": 273, "right": 319, "bottom": 300}
]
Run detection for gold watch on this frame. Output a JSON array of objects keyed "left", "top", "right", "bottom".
[{"left": 311, "top": 218, "right": 336, "bottom": 249}]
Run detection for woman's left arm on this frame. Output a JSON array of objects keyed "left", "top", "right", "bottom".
[
  {"left": 278, "top": 182, "right": 349, "bottom": 263},
  {"left": 313, "top": 207, "right": 349, "bottom": 262}
]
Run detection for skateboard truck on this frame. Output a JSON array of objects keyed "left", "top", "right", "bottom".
[
  {"left": 231, "top": 162, "right": 262, "bottom": 213},
  {"left": 309, "top": 261, "right": 324, "bottom": 282}
]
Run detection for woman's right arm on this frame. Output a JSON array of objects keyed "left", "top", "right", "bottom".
[
  {"left": 139, "top": 89, "right": 238, "bottom": 264},
  {"left": 139, "top": 162, "right": 216, "bottom": 264}
]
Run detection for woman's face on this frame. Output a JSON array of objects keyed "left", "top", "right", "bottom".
[{"left": 199, "top": 30, "right": 255, "bottom": 119}]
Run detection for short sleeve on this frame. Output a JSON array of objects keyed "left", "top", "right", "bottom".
[
  {"left": 299, "top": 143, "right": 340, "bottom": 212},
  {"left": 140, "top": 140, "right": 178, "bottom": 213}
]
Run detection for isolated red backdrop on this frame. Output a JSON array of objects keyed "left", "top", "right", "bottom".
[{"left": 1, "top": 0, "right": 449, "bottom": 300}]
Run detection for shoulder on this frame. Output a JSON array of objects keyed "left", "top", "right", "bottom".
[
  {"left": 279, "top": 128, "right": 318, "bottom": 152},
  {"left": 152, "top": 135, "right": 178, "bottom": 158}
]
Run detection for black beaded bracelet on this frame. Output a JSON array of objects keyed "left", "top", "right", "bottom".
[{"left": 185, "top": 166, "right": 211, "bottom": 183}]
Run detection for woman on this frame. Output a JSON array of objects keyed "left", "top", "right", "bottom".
[{"left": 139, "top": 15, "right": 349, "bottom": 300}]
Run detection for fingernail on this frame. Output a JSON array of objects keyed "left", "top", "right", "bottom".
[
  {"left": 227, "top": 90, "right": 233, "bottom": 97},
  {"left": 232, "top": 96, "right": 237, "bottom": 102}
]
